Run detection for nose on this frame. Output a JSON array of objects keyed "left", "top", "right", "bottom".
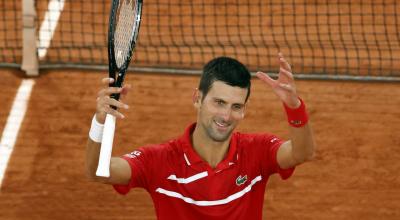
[{"left": 219, "top": 107, "right": 232, "bottom": 122}]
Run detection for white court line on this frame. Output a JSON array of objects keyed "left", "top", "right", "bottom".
[
  {"left": 38, "top": 0, "right": 65, "bottom": 58},
  {"left": 0, "top": 80, "right": 35, "bottom": 188}
]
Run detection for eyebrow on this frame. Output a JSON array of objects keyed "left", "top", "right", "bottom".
[{"left": 213, "top": 97, "right": 245, "bottom": 106}]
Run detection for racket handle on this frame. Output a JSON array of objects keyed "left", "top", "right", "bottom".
[{"left": 96, "top": 114, "right": 116, "bottom": 177}]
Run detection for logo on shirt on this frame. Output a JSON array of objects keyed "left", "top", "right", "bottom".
[
  {"left": 236, "top": 175, "right": 248, "bottom": 186},
  {"left": 125, "top": 150, "right": 141, "bottom": 159}
]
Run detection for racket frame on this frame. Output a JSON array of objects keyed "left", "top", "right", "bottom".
[{"left": 96, "top": 0, "right": 143, "bottom": 177}]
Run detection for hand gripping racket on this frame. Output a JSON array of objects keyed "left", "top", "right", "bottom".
[{"left": 96, "top": 0, "right": 143, "bottom": 177}]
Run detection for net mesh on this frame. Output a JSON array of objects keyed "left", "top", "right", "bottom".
[
  {"left": 1, "top": 0, "right": 400, "bottom": 79},
  {"left": 0, "top": 1, "right": 22, "bottom": 65}
]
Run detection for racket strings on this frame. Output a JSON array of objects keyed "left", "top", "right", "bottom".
[{"left": 114, "top": 0, "right": 138, "bottom": 69}]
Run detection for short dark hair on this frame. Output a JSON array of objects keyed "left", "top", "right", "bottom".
[{"left": 198, "top": 57, "right": 251, "bottom": 102}]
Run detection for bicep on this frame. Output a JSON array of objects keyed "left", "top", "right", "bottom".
[
  {"left": 95, "top": 157, "right": 131, "bottom": 185},
  {"left": 109, "top": 157, "right": 131, "bottom": 184},
  {"left": 276, "top": 140, "right": 298, "bottom": 169}
]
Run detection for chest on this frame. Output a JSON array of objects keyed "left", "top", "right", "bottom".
[{"left": 152, "top": 159, "right": 264, "bottom": 202}]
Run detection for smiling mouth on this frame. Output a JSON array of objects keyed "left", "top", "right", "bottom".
[{"left": 214, "top": 120, "right": 230, "bottom": 129}]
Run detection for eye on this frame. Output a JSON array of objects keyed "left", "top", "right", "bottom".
[
  {"left": 215, "top": 99, "right": 225, "bottom": 106},
  {"left": 232, "top": 104, "right": 243, "bottom": 111}
]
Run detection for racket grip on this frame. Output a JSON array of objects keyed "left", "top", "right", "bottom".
[{"left": 96, "top": 114, "right": 116, "bottom": 177}]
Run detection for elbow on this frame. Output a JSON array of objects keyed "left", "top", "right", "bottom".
[
  {"left": 85, "top": 165, "right": 110, "bottom": 184},
  {"left": 304, "top": 143, "right": 317, "bottom": 162},
  {"left": 85, "top": 162, "right": 100, "bottom": 182},
  {"left": 86, "top": 170, "right": 107, "bottom": 183},
  {"left": 305, "top": 150, "right": 316, "bottom": 162},
  {"left": 86, "top": 168, "right": 97, "bottom": 182}
]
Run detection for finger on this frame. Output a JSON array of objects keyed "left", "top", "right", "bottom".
[
  {"left": 98, "top": 95, "right": 129, "bottom": 109},
  {"left": 104, "top": 106, "right": 125, "bottom": 119},
  {"left": 120, "top": 84, "right": 132, "bottom": 97},
  {"left": 101, "top": 77, "right": 114, "bottom": 88},
  {"left": 106, "top": 97, "right": 129, "bottom": 110},
  {"left": 98, "top": 87, "right": 123, "bottom": 97},
  {"left": 256, "top": 71, "right": 277, "bottom": 87},
  {"left": 278, "top": 52, "right": 292, "bottom": 72},
  {"left": 279, "top": 67, "right": 294, "bottom": 81},
  {"left": 278, "top": 83, "right": 295, "bottom": 93},
  {"left": 278, "top": 52, "right": 284, "bottom": 60}
]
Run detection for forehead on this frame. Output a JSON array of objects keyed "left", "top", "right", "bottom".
[{"left": 205, "top": 81, "right": 248, "bottom": 104}]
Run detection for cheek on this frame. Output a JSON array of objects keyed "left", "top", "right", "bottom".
[
  {"left": 200, "top": 103, "right": 217, "bottom": 115},
  {"left": 232, "top": 112, "right": 244, "bottom": 121},
  {"left": 199, "top": 104, "right": 214, "bottom": 120}
]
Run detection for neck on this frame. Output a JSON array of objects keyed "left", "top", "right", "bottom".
[{"left": 191, "top": 124, "right": 231, "bottom": 168}]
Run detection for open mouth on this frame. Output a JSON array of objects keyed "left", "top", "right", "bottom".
[{"left": 214, "top": 120, "right": 230, "bottom": 130}]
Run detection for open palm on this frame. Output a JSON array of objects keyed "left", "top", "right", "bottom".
[{"left": 256, "top": 53, "right": 300, "bottom": 109}]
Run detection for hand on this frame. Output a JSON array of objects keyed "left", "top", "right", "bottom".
[
  {"left": 95, "top": 78, "right": 131, "bottom": 123},
  {"left": 256, "top": 52, "right": 300, "bottom": 108}
]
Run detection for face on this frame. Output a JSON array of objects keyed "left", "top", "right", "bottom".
[{"left": 195, "top": 81, "right": 248, "bottom": 142}]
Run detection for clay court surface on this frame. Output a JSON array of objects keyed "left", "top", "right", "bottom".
[
  {"left": 0, "top": 68, "right": 399, "bottom": 220},
  {"left": 1, "top": 0, "right": 400, "bottom": 219}
]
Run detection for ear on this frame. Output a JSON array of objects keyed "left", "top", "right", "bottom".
[
  {"left": 192, "top": 88, "right": 201, "bottom": 108},
  {"left": 240, "top": 103, "right": 248, "bottom": 119}
]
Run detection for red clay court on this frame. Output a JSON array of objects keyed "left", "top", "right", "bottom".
[{"left": 0, "top": 0, "right": 400, "bottom": 219}]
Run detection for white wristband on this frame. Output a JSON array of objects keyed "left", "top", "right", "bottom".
[{"left": 89, "top": 115, "right": 104, "bottom": 143}]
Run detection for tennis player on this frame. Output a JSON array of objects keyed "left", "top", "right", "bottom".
[{"left": 86, "top": 53, "right": 316, "bottom": 219}]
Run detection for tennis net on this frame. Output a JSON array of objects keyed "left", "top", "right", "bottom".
[
  {"left": 1, "top": 0, "right": 400, "bottom": 80},
  {"left": 1, "top": 1, "right": 22, "bottom": 67}
]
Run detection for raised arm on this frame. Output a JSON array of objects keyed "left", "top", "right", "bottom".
[
  {"left": 256, "top": 53, "right": 316, "bottom": 169},
  {"left": 86, "top": 77, "right": 132, "bottom": 185}
]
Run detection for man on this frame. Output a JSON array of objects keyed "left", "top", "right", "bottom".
[{"left": 86, "top": 53, "right": 316, "bottom": 219}]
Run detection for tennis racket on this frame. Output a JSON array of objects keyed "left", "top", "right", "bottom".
[{"left": 96, "top": 0, "right": 143, "bottom": 177}]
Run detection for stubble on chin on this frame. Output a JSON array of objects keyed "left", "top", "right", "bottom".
[{"left": 205, "top": 123, "right": 233, "bottom": 142}]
